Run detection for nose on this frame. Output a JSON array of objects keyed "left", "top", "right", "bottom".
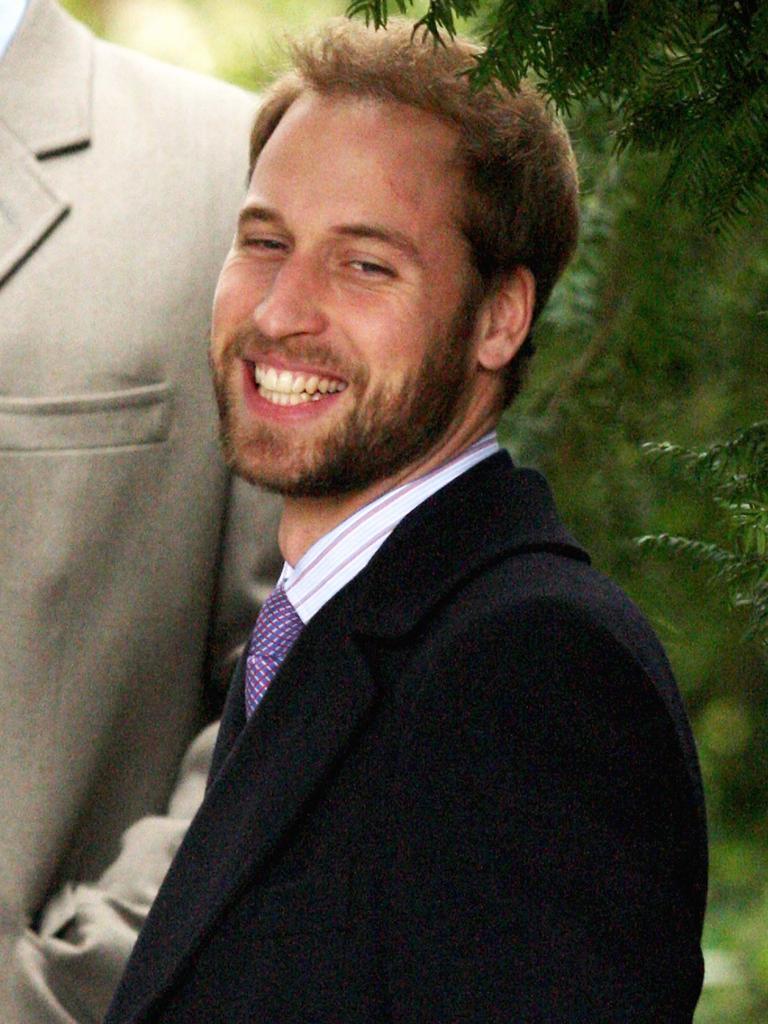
[{"left": 252, "top": 255, "right": 328, "bottom": 340}]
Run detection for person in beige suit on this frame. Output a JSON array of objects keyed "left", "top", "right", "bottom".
[{"left": 0, "top": 0, "right": 280, "bottom": 1020}]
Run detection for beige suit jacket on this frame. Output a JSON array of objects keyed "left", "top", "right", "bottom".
[{"left": 0, "top": 1, "right": 279, "bottom": 1019}]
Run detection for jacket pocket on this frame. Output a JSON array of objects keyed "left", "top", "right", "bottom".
[{"left": 0, "top": 381, "right": 173, "bottom": 450}]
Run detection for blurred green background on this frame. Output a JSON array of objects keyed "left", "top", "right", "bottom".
[{"left": 60, "top": 2, "right": 768, "bottom": 1020}]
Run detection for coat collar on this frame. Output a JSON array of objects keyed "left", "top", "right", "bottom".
[
  {"left": 0, "top": 0, "right": 92, "bottom": 157},
  {"left": 210, "top": 451, "right": 587, "bottom": 775},
  {"left": 349, "top": 450, "right": 589, "bottom": 637},
  {"left": 0, "top": 0, "right": 91, "bottom": 285},
  {"left": 110, "top": 452, "right": 589, "bottom": 1023}
]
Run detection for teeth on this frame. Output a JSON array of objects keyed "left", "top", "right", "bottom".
[
  {"left": 258, "top": 389, "right": 314, "bottom": 406},
  {"left": 254, "top": 364, "right": 346, "bottom": 403}
]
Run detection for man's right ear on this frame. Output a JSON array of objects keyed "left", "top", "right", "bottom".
[{"left": 474, "top": 266, "right": 536, "bottom": 373}]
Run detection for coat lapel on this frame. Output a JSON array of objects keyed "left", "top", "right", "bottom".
[
  {"left": 0, "top": 0, "right": 92, "bottom": 284},
  {"left": 0, "top": 124, "right": 69, "bottom": 286},
  {"left": 348, "top": 453, "right": 589, "bottom": 639},
  {"left": 119, "top": 589, "right": 381, "bottom": 1022},
  {"left": 116, "top": 452, "right": 589, "bottom": 1021}
]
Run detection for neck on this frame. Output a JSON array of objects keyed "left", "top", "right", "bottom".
[{"left": 277, "top": 415, "right": 497, "bottom": 566}]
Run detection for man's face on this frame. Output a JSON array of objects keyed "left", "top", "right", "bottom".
[{"left": 211, "top": 92, "right": 487, "bottom": 497}]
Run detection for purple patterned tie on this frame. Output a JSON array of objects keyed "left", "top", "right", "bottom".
[{"left": 244, "top": 584, "right": 304, "bottom": 718}]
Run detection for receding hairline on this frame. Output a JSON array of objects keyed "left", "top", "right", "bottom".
[
  {"left": 247, "top": 86, "right": 473, "bottom": 253},
  {"left": 248, "top": 76, "right": 471, "bottom": 180}
]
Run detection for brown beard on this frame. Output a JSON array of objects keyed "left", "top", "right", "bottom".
[{"left": 211, "top": 289, "right": 482, "bottom": 499}]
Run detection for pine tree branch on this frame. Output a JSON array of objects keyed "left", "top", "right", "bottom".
[{"left": 346, "top": 0, "right": 768, "bottom": 226}]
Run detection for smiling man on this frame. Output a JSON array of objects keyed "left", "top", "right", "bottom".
[
  {"left": 105, "top": 19, "right": 707, "bottom": 1024},
  {"left": 211, "top": 89, "right": 527, "bottom": 555}
]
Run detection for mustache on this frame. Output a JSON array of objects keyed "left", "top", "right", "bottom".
[{"left": 218, "top": 324, "right": 361, "bottom": 382}]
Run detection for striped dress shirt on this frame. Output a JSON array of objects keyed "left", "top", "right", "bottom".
[{"left": 280, "top": 431, "right": 500, "bottom": 624}]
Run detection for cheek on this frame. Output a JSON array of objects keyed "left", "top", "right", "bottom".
[
  {"left": 212, "top": 262, "right": 260, "bottom": 332},
  {"left": 350, "top": 321, "right": 419, "bottom": 381},
  {"left": 210, "top": 279, "right": 245, "bottom": 371},
  {"left": 339, "top": 294, "right": 430, "bottom": 369}
]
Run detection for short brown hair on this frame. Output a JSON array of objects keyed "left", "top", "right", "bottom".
[{"left": 249, "top": 19, "right": 579, "bottom": 403}]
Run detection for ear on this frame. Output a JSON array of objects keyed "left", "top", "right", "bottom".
[{"left": 475, "top": 266, "right": 535, "bottom": 372}]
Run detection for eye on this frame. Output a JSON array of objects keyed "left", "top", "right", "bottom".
[
  {"left": 348, "top": 258, "right": 395, "bottom": 277},
  {"left": 241, "top": 235, "right": 288, "bottom": 253}
]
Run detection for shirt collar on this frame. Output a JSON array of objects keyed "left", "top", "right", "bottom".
[{"left": 280, "top": 431, "right": 500, "bottom": 623}]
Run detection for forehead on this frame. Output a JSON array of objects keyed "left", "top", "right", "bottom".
[{"left": 246, "top": 92, "right": 465, "bottom": 235}]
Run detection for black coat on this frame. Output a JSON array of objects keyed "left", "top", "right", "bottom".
[{"left": 105, "top": 453, "right": 707, "bottom": 1023}]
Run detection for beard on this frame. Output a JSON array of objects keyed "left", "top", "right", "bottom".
[{"left": 211, "top": 291, "right": 482, "bottom": 499}]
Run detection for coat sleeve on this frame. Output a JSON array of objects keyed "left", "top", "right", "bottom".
[
  {"left": 10, "top": 477, "right": 280, "bottom": 1024},
  {"left": 386, "top": 597, "right": 705, "bottom": 1023},
  {"left": 11, "top": 724, "right": 218, "bottom": 1024}
]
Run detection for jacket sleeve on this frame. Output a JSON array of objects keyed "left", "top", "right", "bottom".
[
  {"left": 386, "top": 598, "right": 705, "bottom": 1023},
  {"left": 10, "top": 479, "right": 281, "bottom": 1024},
  {"left": 12, "top": 723, "right": 219, "bottom": 1024}
]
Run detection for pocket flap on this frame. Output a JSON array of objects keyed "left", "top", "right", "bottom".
[{"left": 0, "top": 381, "right": 173, "bottom": 450}]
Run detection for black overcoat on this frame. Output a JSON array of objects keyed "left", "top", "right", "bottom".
[{"left": 105, "top": 452, "right": 707, "bottom": 1023}]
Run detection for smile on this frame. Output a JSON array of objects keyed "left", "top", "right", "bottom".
[{"left": 254, "top": 364, "right": 348, "bottom": 406}]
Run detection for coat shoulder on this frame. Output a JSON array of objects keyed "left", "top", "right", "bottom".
[
  {"left": 94, "top": 35, "right": 257, "bottom": 125},
  {"left": 432, "top": 547, "right": 673, "bottom": 683},
  {"left": 91, "top": 34, "right": 258, "bottom": 194},
  {"left": 394, "top": 547, "right": 704, "bottom": 807}
]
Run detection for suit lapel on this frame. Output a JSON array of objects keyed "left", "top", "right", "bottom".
[
  {"left": 120, "top": 589, "right": 380, "bottom": 1022},
  {"left": 118, "top": 453, "right": 588, "bottom": 1021},
  {"left": 0, "top": 0, "right": 92, "bottom": 284},
  {"left": 208, "top": 647, "right": 248, "bottom": 782},
  {"left": 0, "top": 123, "right": 69, "bottom": 286}
]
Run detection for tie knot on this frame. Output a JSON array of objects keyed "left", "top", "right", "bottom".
[{"left": 244, "top": 584, "right": 303, "bottom": 718}]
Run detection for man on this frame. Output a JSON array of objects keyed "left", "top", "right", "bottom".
[
  {"left": 106, "top": 19, "right": 708, "bottom": 1023},
  {"left": 0, "top": 1, "right": 280, "bottom": 1021}
]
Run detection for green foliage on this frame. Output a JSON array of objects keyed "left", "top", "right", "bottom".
[
  {"left": 638, "top": 422, "right": 768, "bottom": 648},
  {"left": 347, "top": 0, "right": 768, "bottom": 228},
  {"left": 61, "top": 0, "right": 348, "bottom": 89},
  {"left": 347, "top": 0, "right": 476, "bottom": 36}
]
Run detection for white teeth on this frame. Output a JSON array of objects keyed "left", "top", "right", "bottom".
[
  {"left": 258, "top": 389, "right": 314, "bottom": 406},
  {"left": 253, "top": 364, "right": 345, "bottom": 403}
]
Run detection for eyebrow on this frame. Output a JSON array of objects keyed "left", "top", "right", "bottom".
[
  {"left": 237, "top": 204, "right": 281, "bottom": 229},
  {"left": 333, "top": 224, "right": 424, "bottom": 267},
  {"left": 237, "top": 206, "right": 423, "bottom": 267}
]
